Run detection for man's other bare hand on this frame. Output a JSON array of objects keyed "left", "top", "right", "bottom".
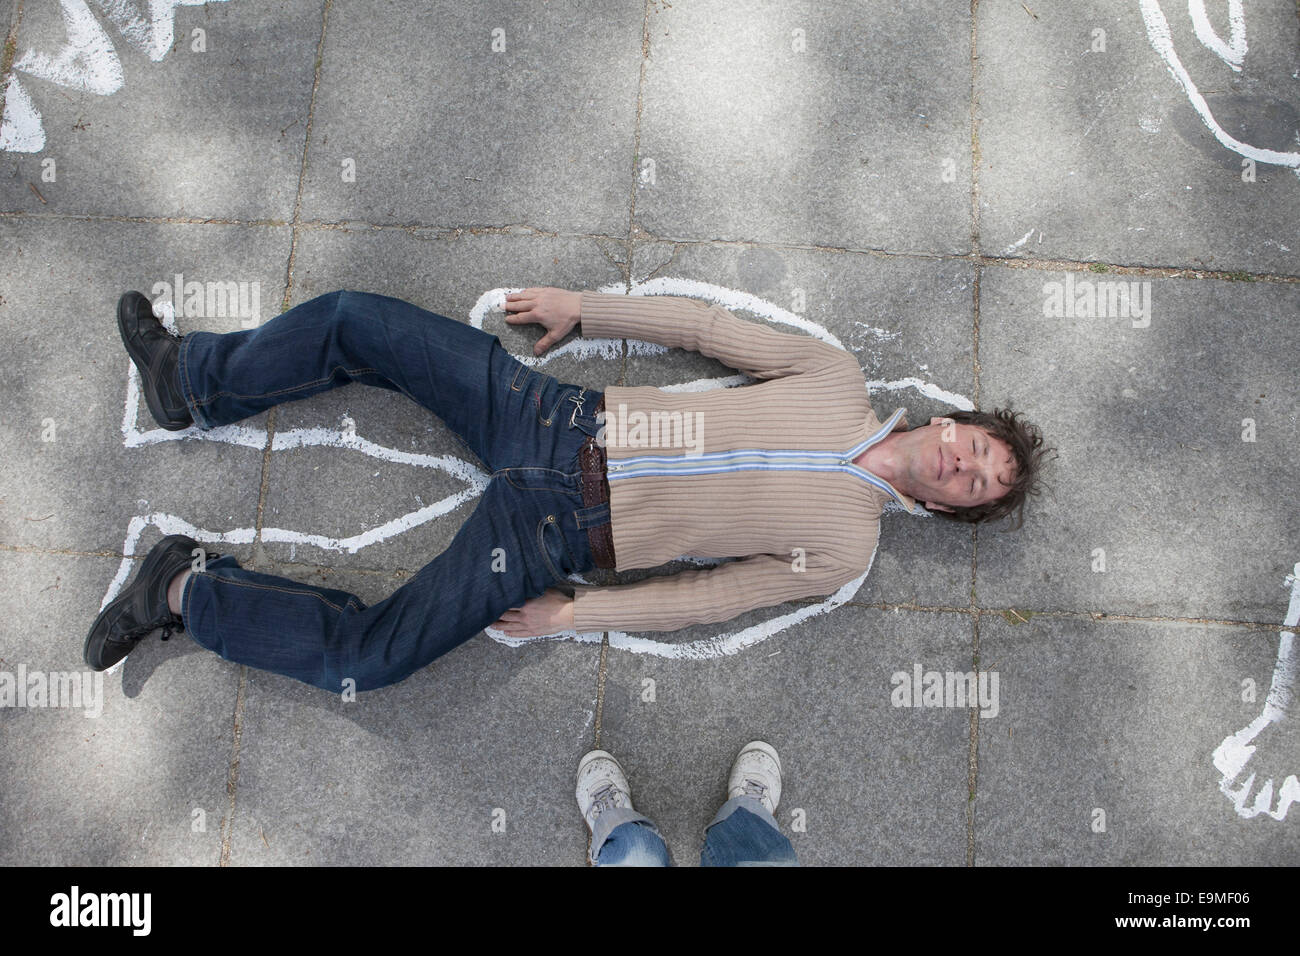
[
  {"left": 503, "top": 287, "right": 581, "bottom": 356},
  {"left": 490, "top": 589, "right": 576, "bottom": 638}
]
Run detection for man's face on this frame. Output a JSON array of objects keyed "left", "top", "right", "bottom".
[{"left": 896, "top": 417, "right": 1018, "bottom": 513}]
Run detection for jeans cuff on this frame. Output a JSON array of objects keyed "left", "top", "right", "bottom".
[
  {"left": 589, "top": 806, "right": 659, "bottom": 862},
  {"left": 177, "top": 333, "right": 211, "bottom": 430},
  {"left": 181, "top": 567, "right": 196, "bottom": 630},
  {"left": 706, "top": 795, "right": 781, "bottom": 833}
]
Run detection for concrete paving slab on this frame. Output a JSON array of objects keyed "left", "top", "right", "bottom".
[
  {"left": 222, "top": 564, "right": 600, "bottom": 865},
  {"left": 634, "top": 0, "right": 974, "bottom": 254},
  {"left": 0, "top": 217, "right": 288, "bottom": 554},
  {"left": 0, "top": 549, "right": 239, "bottom": 865},
  {"left": 297, "top": 0, "right": 644, "bottom": 234},
  {"left": 976, "top": 264, "right": 1300, "bottom": 624},
  {"left": 0, "top": 0, "right": 323, "bottom": 219},
  {"left": 598, "top": 604, "right": 972, "bottom": 865},
  {"left": 976, "top": 615, "right": 1299, "bottom": 865},
  {"left": 977, "top": 0, "right": 1300, "bottom": 275}
]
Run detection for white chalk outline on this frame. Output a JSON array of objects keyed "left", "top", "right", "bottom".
[
  {"left": 1211, "top": 563, "right": 1299, "bottom": 822},
  {"left": 1, "top": 0, "right": 230, "bottom": 153},
  {"left": 1139, "top": 0, "right": 1300, "bottom": 171},
  {"left": 101, "top": 279, "right": 971, "bottom": 668},
  {"left": 1187, "top": 0, "right": 1246, "bottom": 72}
]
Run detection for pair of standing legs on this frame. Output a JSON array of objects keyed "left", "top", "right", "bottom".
[
  {"left": 173, "top": 289, "right": 608, "bottom": 692},
  {"left": 592, "top": 797, "right": 798, "bottom": 867},
  {"left": 578, "top": 743, "right": 798, "bottom": 866}
]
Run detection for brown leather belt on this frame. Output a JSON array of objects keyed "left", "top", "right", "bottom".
[{"left": 578, "top": 395, "right": 616, "bottom": 569}]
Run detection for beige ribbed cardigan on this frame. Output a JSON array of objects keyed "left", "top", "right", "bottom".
[{"left": 570, "top": 291, "right": 917, "bottom": 633}]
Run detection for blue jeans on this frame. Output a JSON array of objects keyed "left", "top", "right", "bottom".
[
  {"left": 592, "top": 797, "right": 799, "bottom": 867},
  {"left": 174, "top": 290, "right": 609, "bottom": 692}
]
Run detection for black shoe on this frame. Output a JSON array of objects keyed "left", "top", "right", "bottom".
[
  {"left": 84, "top": 535, "right": 216, "bottom": 670},
  {"left": 117, "top": 290, "right": 193, "bottom": 430}
]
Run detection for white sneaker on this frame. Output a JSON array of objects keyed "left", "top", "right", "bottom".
[
  {"left": 575, "top": 750, "right": 634, "bottom": 832},
  {"left": 727, "top": 741, "right": 783, "bottom": 814}
]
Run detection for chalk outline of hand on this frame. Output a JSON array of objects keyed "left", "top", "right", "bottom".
[
  {"left": 1, "top": 0, "right": 230, "bottom": 153},
  {"left": 1211, "top": 561, "right": 1299, "bottom": 821}
]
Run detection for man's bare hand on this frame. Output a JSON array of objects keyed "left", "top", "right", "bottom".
[
  {"left": 490, "top": 589, "right": 576, "bottom": 638},
  {"left": 503, "top": 287, "right": 581, "bottom": 356}
]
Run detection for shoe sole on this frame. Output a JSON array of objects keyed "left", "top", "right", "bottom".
[
  {"left": 83, "top": 534, "right": 195, "bottom": 670},
  {"left": 117, "top": 293, "right": 190, "bottom": 431}
]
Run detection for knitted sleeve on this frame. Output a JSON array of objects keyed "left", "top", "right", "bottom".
[
  {"left": 570, "top": 551, "right": 862, "bottom": 633},
  {"left": 578, "top": 291, "right": 855, "bottom": 380}
]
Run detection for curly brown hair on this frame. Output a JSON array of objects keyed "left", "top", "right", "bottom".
[{"left": 925, "top": 407, "right": 1054, "bottom": 530}]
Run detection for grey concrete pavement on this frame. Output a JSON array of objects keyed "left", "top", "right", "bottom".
[
  {"left": 977, "top": 615, "right": 1293, "bottom": 865},
  {"left": 1, "top": 0, "right": 1296, "bottom": 865},
  {"left": 978, "top": 0, "right": 1300, "bottom": 276}
]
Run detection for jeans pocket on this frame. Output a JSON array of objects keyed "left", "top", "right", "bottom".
[{"left": 537, "top": 513, "right": 575, "bottom": 584}]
